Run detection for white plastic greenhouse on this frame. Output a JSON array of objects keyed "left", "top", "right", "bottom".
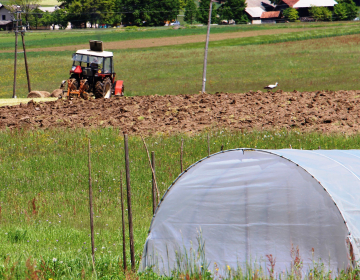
[{"left": 140, "top": 149, "right": 360, "bottom": 277}]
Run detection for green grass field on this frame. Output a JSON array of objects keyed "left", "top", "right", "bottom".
[
  {"left": 1, "top": 27, "right": 360, "bottom": 98},
  {"left": 1, "top": 128, "right": 360, "bottom": 278}
]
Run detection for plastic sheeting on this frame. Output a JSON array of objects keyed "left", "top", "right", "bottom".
[{"left": 140, "top": 149, "right": 360, "bottom": 277}]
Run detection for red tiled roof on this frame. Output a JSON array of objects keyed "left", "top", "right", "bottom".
[
  {"left": 281, "top": 0, "right": 299, "bottom": 7},
  {"left": 260, "top": 11, "right": 281, "bottom": 18}
]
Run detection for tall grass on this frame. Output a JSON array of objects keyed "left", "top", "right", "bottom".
[{"left": 1, "top": 128, "right": 360, "bottom": 278}]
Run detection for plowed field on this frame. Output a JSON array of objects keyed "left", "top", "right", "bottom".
[{"left": 1, "top": 90, "right": 360, "bottom": 134}]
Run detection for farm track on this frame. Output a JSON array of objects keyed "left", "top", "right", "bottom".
[
  {"left": 0, "top": 27, "right": 329, "bottom": 53},
  {"left": 1, "top": 90, "right": 360, "bottom": 134}
]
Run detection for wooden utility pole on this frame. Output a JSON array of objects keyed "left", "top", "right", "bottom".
[
  {"left": 88, "top": 139, "right": 95, "bottom": 267},
  {"left": 12, "top": 11, "right": 20, "bottom": 98},
  {"left": 120, "top": 171, "right": 127, "bottom": 270},
  {"left": 124, "top": 134, "right": 135, "bottom": 271},
  {"left": 20, "top": 13, "right": 31, "bottom": 93},
  {"left": 201, "top": 0, "right": 214, "bottom": 94},
  {"left": 151, "top": 151, "right": 156, "bottom": 214}
]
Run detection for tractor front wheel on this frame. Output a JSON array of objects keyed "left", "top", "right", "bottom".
[{"left": 94, "top": 78, "right": 112, "bottom": 99}]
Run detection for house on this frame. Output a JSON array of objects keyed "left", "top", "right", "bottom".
[
  {"left": 245, "top": 0, "right": 276, "bottom": 24},
  {"left": 0, "top": 3, "right": 14, "bottom": 30},
  {"left": 261, "top": 10, "right": 283, "bottom": 23},
  {"left": 276, "top": 0, "right": 338, "bottom": 17}
]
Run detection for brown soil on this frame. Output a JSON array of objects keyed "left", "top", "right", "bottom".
[
  {"left": 1, "top": 90, "right": 360, "bottom": 135},
  {"left": 0, "top": 28, "right": 324, "bottom": 53}
]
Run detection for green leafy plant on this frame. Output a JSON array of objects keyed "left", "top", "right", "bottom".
[
  {"left": 217, "top": 0, "right": 249, "bottom": 24},
  {"left": 334, "top": 0, "right": 358, "bottom": 20},
  {"left": 283, "top": 7, "right": 299, "bottom": 21},
  {"left": 309, "top": 6, "right": 332, "bottom": 21}
]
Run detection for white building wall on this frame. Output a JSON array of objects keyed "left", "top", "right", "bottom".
[{"left": 0, "top": 6, "right": 14, "bottom": 21}]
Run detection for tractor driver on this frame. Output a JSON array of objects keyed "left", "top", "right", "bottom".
[{"left": 90, "top": 57, "right": 99, "bottom": 70}]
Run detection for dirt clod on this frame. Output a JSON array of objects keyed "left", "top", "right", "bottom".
[
  {"left": 50, "top": 89, "right": 63, "bottom": 98},
  {"left": 27, "top": 91, "right": 51, "bottom": 98}
]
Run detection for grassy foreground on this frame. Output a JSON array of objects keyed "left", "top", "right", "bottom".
[{"left": 1, "top": 128, "right": 360, "bottom": 278}]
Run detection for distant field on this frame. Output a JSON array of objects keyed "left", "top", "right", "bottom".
[
  {"left": 0, "top": 21, "right": 359, "bottom": 51},
  {"left": 1, "top": 32, "right": 360, "bottom": 98}
]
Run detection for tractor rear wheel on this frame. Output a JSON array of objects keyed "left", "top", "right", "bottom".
[{"left": 94, "top": 78, "right": 112, "bottom": 99}]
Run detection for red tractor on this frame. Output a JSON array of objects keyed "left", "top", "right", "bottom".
[{"left": 63, "top": 40, "right": 124, "bottom": 99}]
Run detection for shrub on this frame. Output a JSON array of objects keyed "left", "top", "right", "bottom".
[
  {"left": 334, "top": 0, "right": 358, "bottom": 20},
  {"left": 309, "top": 6, "right": 332, "bottom": 21},
  {"left": 283, "top": 7, "right": 299, "bottom": 21}
]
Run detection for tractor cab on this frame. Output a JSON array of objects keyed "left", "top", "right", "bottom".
[
  {"left": 64, "top": 40, "right": 124, "bottom": 99},
  {"left": 70, "top": 51, "right": 114, "bottom": 77}
]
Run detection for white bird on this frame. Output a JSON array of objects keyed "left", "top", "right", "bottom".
[{"left": 264, "top": 82, "right": 278, "bottom": 89}]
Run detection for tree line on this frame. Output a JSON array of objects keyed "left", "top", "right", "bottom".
[
  {"left": 7, "top": 0, "right": 359, "bottom": 29},
  {"left": 8, "top": 0, "right": 249, "bottom": 28}
]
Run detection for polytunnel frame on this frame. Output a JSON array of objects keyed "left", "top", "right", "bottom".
[{"left": 145, "top": 148, "right": 356, "bottom": 268}]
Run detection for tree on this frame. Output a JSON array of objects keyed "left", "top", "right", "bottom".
[
  {"left": 309, "top": 6, "right": 332, "bottom": 21},
  {"left": 27, "top": 7, "right": 43, "bottom": 29},
  {"left": 8, "top": 0, "right": 41, "bottom": 27},
  {"left": 217, "top": 0, "right": 248, "bottom": 24},
  {"left": 111, "top": 0, "right": 123, "bottom": 26},
  {"left": 179, "top": 0, "right": 186, "bottom": 10},
  {"left": 184, "top": 0, "right": 198, "bottom": 24},
  {"left": 65, "top": 0, "right": 92, "bottom": 28},
  {"left": 122, "top": 0, "right": 180, "bottom": 26},
  {"left": 283, "top": 7, "right": 299, "bottom": 21},
  {"left": 63, "top": 0, "right": 115, "bottom": 28},
  {"left": 52, "top": 9, "right": 68, "bottom": 29},
  {"left": 333, "top": 2, "right": 348, "bottom": 20},
  {"left": 40, "top": 9, "right": 68, "bottom": 29},
  {"left": 334, "top": 0, "right": 358, "bottom": 20},
  {"left": 151, "top": 0, "right": 181, "bottom": 25},
  {"left": 197, "top": 0, "right": 216, "bottom": 24}
]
